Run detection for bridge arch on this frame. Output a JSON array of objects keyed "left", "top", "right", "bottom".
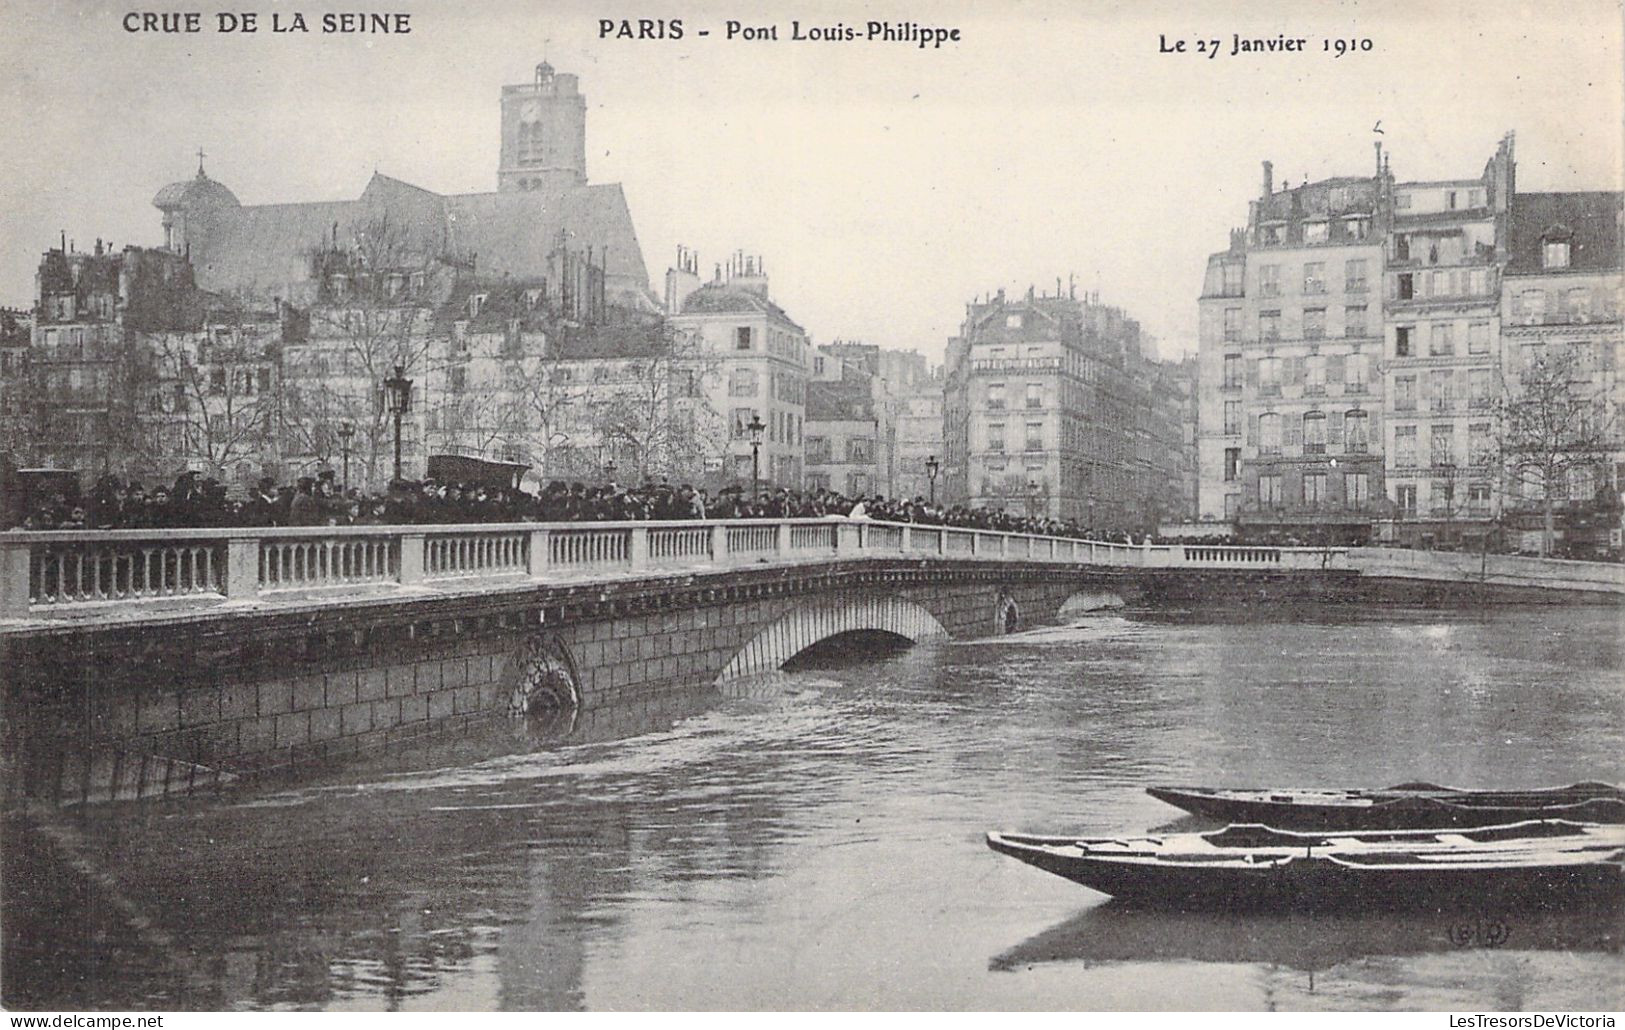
[{"left": 715, "top": 597, "right": 949, "bottom": 682}]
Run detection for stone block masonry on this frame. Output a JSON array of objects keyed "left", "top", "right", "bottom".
[{"left": 0, "top": 558, "right": 1176, "bottom": 799}]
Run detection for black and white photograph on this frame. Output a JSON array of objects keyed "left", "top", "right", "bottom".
[{"left": 0, "top": 0, "right": 1622, "bottom": 1015}]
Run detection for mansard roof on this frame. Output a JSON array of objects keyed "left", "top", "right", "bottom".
[{"left": 1505, "top": 191, "right": 1622, "bottom": 276}]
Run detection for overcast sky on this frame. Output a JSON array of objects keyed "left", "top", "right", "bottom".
[{"left": 2, "top": 0, "right": 1621, "bottom": 362}]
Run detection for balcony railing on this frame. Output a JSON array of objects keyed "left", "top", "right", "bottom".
[{"left": 0, "top": 520, "right": 1353, "bottom": 620}]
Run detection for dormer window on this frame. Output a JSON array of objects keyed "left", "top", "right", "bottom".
[
  {"left": 1542, "top": 229, "right": 1572, "bottom": 270},
  {"left": 1005, "top": 314, "right": 1023, "bottom": 329},
  {"left": 469, "top": 293, "right": 488, "bottom": 318}
]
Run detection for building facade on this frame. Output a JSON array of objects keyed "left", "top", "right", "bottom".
[
  {"left": 944, "top": 286, "right": 1182, "bottom": 529},
  {"left": 1379, "top": 135, "right": 1515, "bottom": 547},
  {"left": 666, "top": 254, "right": 810, "bottom": 491},
  {"left": 1499, "top": 189, "right": 1625, "bottom": 555},
  {"left": 1196, "top": 160, "right": 1389, "bottom": 543}
]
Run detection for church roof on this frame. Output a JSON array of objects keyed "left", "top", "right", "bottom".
[
  {"left": 170, "top": 171, "right": 651, "bottom": 305},
  {"left": 153, "top": 171, "right": 240, "bottom": 210}
]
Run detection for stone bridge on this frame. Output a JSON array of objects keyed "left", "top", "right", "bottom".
[{"left": 0, "top": 518, "right": 1617, "bottom": 804}]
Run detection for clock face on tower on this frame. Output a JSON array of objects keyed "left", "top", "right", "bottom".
[{"left": 521, "top": 99, "right": 541, "bottom": 120}]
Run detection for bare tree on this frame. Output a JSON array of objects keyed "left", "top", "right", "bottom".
[
  {"left": 1500, "top": 342, "right": 1619, "bottom": 555},
  {"left": 295, "top": 213, "right": 453, "bottom": 486},
  {"left": 588, "top": 323, "right": 724, "bottom": 483}
]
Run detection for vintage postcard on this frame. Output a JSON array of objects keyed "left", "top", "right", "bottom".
[{"left": 1, "top": 0, "right": 1622, "bottom": 1016}]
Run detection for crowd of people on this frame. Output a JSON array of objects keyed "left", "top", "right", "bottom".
[{"left": 10, "top": 470, "right": 1146, "bottom": 543}]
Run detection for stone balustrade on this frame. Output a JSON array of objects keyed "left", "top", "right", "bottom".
[{"left": 0, "top": 518, "right": 1358, "bottom": 621}]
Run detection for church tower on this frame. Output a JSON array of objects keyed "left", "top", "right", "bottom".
[{"left": 498, "top": 62, "right": 587, "bottom": 193}]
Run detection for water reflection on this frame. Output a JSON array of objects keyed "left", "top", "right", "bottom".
[{"left": 990, "top": 901, "right": 1625, "bottom": 973}]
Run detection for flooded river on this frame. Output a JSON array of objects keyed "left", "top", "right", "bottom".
[{"left": 4, "top": 604, "right": 1622, "bottom": 1010}]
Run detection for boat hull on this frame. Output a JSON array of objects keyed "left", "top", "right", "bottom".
[
  {"left": 1146, "top": 784, "right": 1625, "bottom": 830},
  {"left": 986, "top": 826, "right": 1625, "bottom": 912}
]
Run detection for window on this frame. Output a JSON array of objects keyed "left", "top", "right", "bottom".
[
  {"left": 1259, "top": 474, "right": 1283, "bottom": 507},
  {"left": 729, "top": 366, "right": 758, "bottom": 396},
  {"left": 1025, "top": 383, "right": 1043, "bottom": 409},
  {"left": 1345, "top": 305, "right": 1367, "bottom": 338},
  {"left": 1306, "top": 354, "right": 1326, "bottom": 394},
  {"left": 449, "top": 365, "right": 467, "bottom": 392},
  {"left": 1520, "top": 289, "right": 1547, "bottom": 323},
  {"left": 1223, "top": 399, "right": 1241, "bottom": 436},
  {"left": 1395, "top": 325, "right": 1413, "bottom": 357},
  {"left": 1224, "top": 493, "right": 1240, "bottom": 519},
  {"left": 209, "top": 366, "right": 226, "bottom": 395},
  {"left": 1468, "top": 322, "right": 1490, "bottom": 355},
  {"left": 1259, "top": 356, "right": 1282, "bottom": 394},
  {"left": 1566, "top": 287, "right": 1591, "bottom": 321},
  {"left": 731, "top": 407, "right": 757, "bottom": 437},
  {"left": 1258, "top": 412, "right": 1282, "bottom": 454},
  {"left": 846, "top": 437, "right": 874, "bottom": 463},
  {"left": 1543, "top": 239, "right": 1571, "bottom": 269},
  {"left": 1429, "top": 369, "right": 1453, "bottom": 411},
  {"left": 1345, "top": 216, "right": 1371, "bottom": 241},
  {"left": 1395, "top": 426, "right": 1417, "bottom": 467},
  {"left": 1468, "top": 482, "right": 1491, "bottom": 511},
  {"left": 1429, "top": 323, "right": 1454, "bottom": 357},
  {"left": 1260, "top": 311, "right": 1281, "bottom": 341},
  {"left": 987, "top": 423, "right": 1006, "bottom": 452},
  {"left": 1303, "top": 411, "right": 1327, "bottom": 454},
  {"left": 1468, "top": 268, "right": 1489, "bottom": 296},
  {"left": 1469, "top": 422, "right": 1493, "bottom": 465},
  {"left": 735, "top": 327, "right": 753, "bottom": 350},
  {"left": 1303, "top": 472, "right": 1327, "bottom": 505},
  {"left": 1223, "top": 307, "right": 1241, "bottom": 341},
  {"left": 1005, "top": 313, "right": 1023, "bottom": 329},
  {"left": 805, "top": 472, "right": 830, "bottom": 492},
  {"left": 1395, "top": 376, "right": 1416, "bottom": 411},
  {"left": 1346, "top": 355, "right": 1368, "bottom": 392},
  {"left": 1431, "top": 424, "right": 1454, "bottom": 467},
  {"left": 1259, "top": 265, "right": 1280, "bottom": 297},
  {"left": 1397, "top": 273, "right": 1414, "bottom": 300},
  {"left": 1395, "top": 483, "right": 1417, "bottom": 516},
  {"left": 1224, "top": 447, "right": 1241, "bottom": 482},
  {"left": 1304, "top": 222, "right": 1328, "bottom": 244},
  {"left": 1345, "top": 410, "right": 1369, "bottom": 453},
  {"left": 1223, "top": 353, "right": 1242, "bottom": 389},
  {"left": 1469, "top": 368, "right": 1492, "bottom": 407},
  {"left": 1345, "top": 472, "right": 1369, "bottom": 509},
  {"left": 1304, "top": 307, "right": 1326, "bottom": 340},
  {"left": 1303, "top": 262, "right": 1326, "bottom": 294},
  {"left": 1024, "top": 422, "right": 1044, "bottom": 451},
  {"left": 806, "top": 435, "right": 831, "bottom": 463},
  {"left": 1222, "top": 264, "right": 1243, "bottom": 295}
]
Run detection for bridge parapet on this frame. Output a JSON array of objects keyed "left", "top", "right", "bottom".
[{"left": 0, "top": 519, "right": 1350, "bottom": 625}]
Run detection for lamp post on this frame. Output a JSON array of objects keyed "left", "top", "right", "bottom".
[
  {"left": 747, "top": 414, "right": 765, "bottom": 500},
  {"left": 604, "top": 458, "right": 617, "bottom": 484},
  {"left": 1027, "top": 479, "right": 1040, "bottom": 518},
  {"left": 383, "top": 364, "right": 413, "bottom": 484},
  {"left": 337, "top": 421, "right": 355, "bottom": 493},
  {"left": 925, "top": 454, "right": 940, "bottom": 505}
]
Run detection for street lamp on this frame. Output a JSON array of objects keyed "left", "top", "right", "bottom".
[
  {"left": 747, "top": 413, "right": 765, "bottom": 500},
  {"left": 925, "top": 454, "right": 940, "bottom": 505},
  {"left": 1027, "top": 479, "right": 1040, "bottom": 518},
  {"left": 604, "top": 458, "right": 617, "bottom": 484},
  {"left": 337, "top": 421, "right": 355, "bottom": 493},
  {"left": 383, "top": 364, "right": 413, "bottom": 484}
]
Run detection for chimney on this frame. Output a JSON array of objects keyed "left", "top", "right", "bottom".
[
  {"left": 1374, "top": 140, "right": 1383, "bottom": 178},
  {"left": 1262, "top": 160, "right": 1274, "bottom": 199}
]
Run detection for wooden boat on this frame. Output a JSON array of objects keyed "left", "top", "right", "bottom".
[
  {"left": 1146, "top": 781, "right": 1625, "bottom": 830},
  {"left": 985, "top": 820, "right": 1625, "bottom": 910}
]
